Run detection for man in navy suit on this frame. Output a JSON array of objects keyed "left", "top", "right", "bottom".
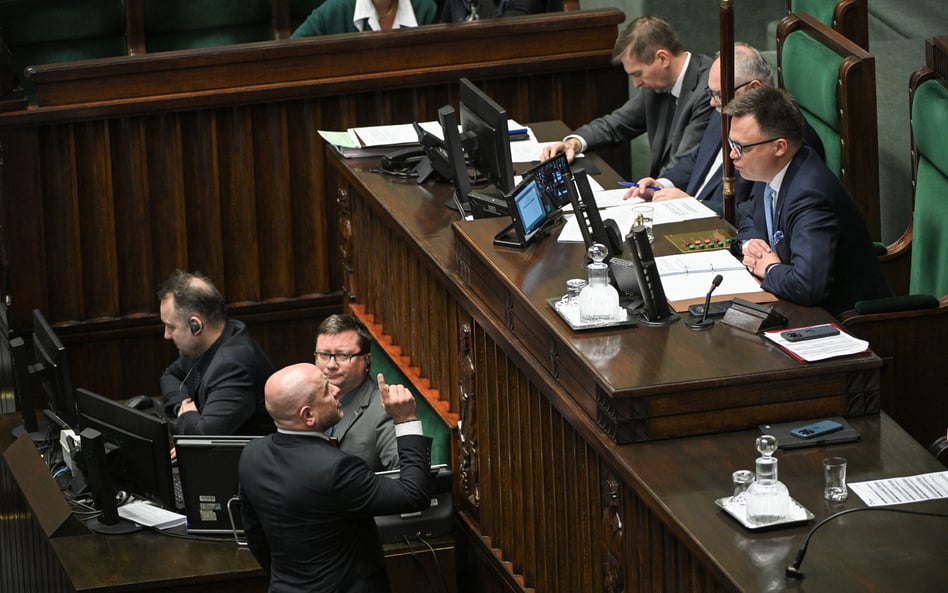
[
  {"left": 727, "top": 86, "right": 890, "bottom": 315},
  {"left": 239, "top": 363, "right": 431, "bottom": 593},
  {"left": 627, "top": 43, "right": 824, "bottom": 217},
  {"left": 541, "top": 16, "right": 714, "bottom": 177}
]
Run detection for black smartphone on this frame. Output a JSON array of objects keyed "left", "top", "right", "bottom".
[
  {"left": 688, "top": 300, "right": 732, "bottom": 318},
  {"left": 780, "top": 324, "right": 840, "bottom": 342}
]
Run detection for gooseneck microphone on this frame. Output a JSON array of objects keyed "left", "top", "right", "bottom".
[
  {"left": 786, "top": 506, "right": 948, "bottom": 580},
  {"left": 686, "top": 274, "right": 723, "bottom": 330}
]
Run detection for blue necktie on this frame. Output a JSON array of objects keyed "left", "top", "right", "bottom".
[{"left": 763, "top": 184, "right": 775, "bottom": 247}]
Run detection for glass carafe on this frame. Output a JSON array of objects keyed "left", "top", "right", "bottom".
[
  {"left": 578, "top": 243, "right": 619, "bottom": 323},
  {"left": 745, "top": 434, "right": 790, "bottom": 525}
]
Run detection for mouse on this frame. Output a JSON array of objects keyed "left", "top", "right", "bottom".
[{"left": 125, "top": 395, "right": 155, "bottom": 411}]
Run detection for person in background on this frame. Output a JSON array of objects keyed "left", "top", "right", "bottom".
[
  {"left": 159, "top": 270, "right": 275, "bottom": 436},
  {"left": 727, "top": 86, "right": 890, "bottom": 315},
  {"left": 626, "top": 43, "right": 825, "bottom": 217},
  {"left": 291, "top": 0, "right": 438, "bottom": 37},
  {"left": 239, "top": 363, "right": 431, "bottom": 593},
  {"left": 540, "top": 15, "right": 714, "bottom": 178},
  {"left": 314, "top": 314, "right": 398, "bottom": 471},
  {"left": 440, "top": 0, "right": 545, "bottom": 22}
]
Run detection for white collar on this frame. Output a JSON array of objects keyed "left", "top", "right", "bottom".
[
  {"left": 278, "top": 427, "right": 334, "bottom": 443},
  {"left": 769, "top": 161, "right": 791, "bottom": 201},
  {"left": 669, "top": 52, "right": 692, "bottom": 100},
  {"left": 353, "top": 0, "right": 418, "bottom": 32}
]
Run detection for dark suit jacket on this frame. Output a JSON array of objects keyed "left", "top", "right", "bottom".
[
  {"left": 660, "top": 113, "right": 826, "bottom": 217},
  {"left": 239, "top": 431, "right": 433, "bottom": 593},
  {"left": 161, "top": 319, "right": 275, "bottom": 435},
  {"left": 735, "top": 146, "right": 891, "bottom": 315},
  {"left": 334, "top": 376, "right": 399, "bottom": 471},
  {"left": 571, "top": 53, "right": 714, "bottom": 177}
]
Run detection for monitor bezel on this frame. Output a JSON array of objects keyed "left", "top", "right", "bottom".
[
  {"left": 459, "top": 77, "right": 515, "bottom": 196},
  {"left": 31, "top": 309, "right": 78, "bottom": 429}
]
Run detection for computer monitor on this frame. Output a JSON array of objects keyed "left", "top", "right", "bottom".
[
  {"left": 438, "top": 104, "right": 473, "bottom": 211},
  {"left": 459, "top": 77, "right": 515, "bottom": 196},
  {"left": 9, "top": 336, "right": 49, "bottom": 441},
  {"left": 75, "top": 387, "right": 177, "bottom": 511},
  {"left": 13, "top": 309, "right": 79, "bottom": 431},
  {"left": 493, "top": 175, "right": 549, "bottom": 248}
]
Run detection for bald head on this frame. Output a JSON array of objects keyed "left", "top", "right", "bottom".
[{"left": 265, "top": 363, "right": 342, "bottom": 431}]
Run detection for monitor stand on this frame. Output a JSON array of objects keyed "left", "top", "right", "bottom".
[{"left": 11, "top": 420, "right": 51, "bottom": 443}]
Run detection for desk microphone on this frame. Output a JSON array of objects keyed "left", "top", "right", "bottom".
[
  {"left": 785, "top": 506, "right": 948, "bottom": 580},
  {"left": 686, "top": 274, "right": 723, "bottom": 330}
]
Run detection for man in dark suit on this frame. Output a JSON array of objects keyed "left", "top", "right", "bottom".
[
  {"left": 159, "top": 270, "right": 275, "bottom": 435},
  {"left": 540, "top": 15, "right": 714, "bottom": 177},
  {"left": 727, "top": 87, "right": 890, "bottom": 315},
  {"left": 315, "top": 314, "right": 397, "bottom": 471},
  {"left": 239, "top": 363, "right": 432, "bottom": 593},
  {"left": 627, "top": 43, "right": 825, "bottom": 217}
]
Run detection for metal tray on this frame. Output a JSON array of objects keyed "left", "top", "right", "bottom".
[{"left": 715, "top": 495, "right": 814, "bottom": 531}]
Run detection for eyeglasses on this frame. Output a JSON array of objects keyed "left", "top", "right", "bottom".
[
  {"left": 704, "top": 80, "right": 753, "bottom": 103},
  {"left": 727, "top": 136, "right": 781, "bottom": 159},
  {"left": 313, "top": 351, "right": 367, "bottom": 364}
]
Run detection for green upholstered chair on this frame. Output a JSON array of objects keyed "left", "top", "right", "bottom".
[
  {"left": 0, "top": 0, "right": 127, "bottom": 96},
  {"left": 141, "top": 0, "right": 276, "bottom": 53},
  {"left": 839, "top": 65, "right": 948, "bottom": 450},
  {"left": 788, "top": 0, "right": 868, "bottom": 49},
  {"left": 777, "top": 12, "right": 880, "bottom": 240}
]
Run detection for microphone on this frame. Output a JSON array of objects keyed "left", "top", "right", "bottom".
[
  {"left": 785, "top": 506, "right": 948, "bottom": 580},
  {"left": 686, "top": 274, "right": 723, "bottom": 330}
]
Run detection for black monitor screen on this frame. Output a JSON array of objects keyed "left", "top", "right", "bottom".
[
  {"left": 528, "top": 153, "right": 572, "bottom": 212},
  {"left": 513, "top": 177, "right": 548, "bottom": 237},
  {"left": 459, "top": 77, "right": 515, "bottom": 195},
  {"left": 32, "top": 309, "right": 77, "bottom": 429},
  {"left": 76, "top": 388, "right": 176, "bottom": 509}
]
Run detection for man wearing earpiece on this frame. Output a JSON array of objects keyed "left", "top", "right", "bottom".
[
  {"left": 158, "top": 270, "right": 276, "bottom": 436},
  {"left": 313, "top": 314, "right": 398, "bottom": 471}
]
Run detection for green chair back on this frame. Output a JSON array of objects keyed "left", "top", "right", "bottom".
[
  {"left": 909, "top": 78, "right": 948, "bottom": 297},
  {"left": 369, "top": 341, "right": 452, "bottom": 467},
  {"left": 791, "top": 0, "right": 836, "bottom": 27},
  {"left": 782, "top": 30, "right": 843, "bottom": 178},
  {"left": 143, "top": 0, "right": 274, "bottom": 53}
]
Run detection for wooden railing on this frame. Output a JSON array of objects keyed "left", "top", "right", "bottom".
[{"left": 0, "top": 9, "right": 627, "bottom": 403}]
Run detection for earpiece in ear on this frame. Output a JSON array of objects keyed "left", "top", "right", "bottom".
[
  {"left": 364, "top": 354, "right": 372, "bottom": 373},
  {"left": 189, "top": 318, "right": 202, "bottom": 335}
]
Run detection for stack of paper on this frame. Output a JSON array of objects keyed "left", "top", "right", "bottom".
[
  {"left": 763, "top": 324, "right": 870, "bottom": 362},
  {"left": 318, "top": 120, "right": 529, "bottom": 159},
  {"left": 118, "top": 501, "right": 187, "bottom": 530}
]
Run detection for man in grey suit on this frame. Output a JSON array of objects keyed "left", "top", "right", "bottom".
[
  {"left": 315, "top": 314, "right": 398, "bottom": 471},
  {"left": 541, "top": 15, "right": 714, "bottom": 177}
]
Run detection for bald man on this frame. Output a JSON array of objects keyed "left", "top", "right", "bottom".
[{"left": 238, "top": 364, "right": 432, "bottom": 593}]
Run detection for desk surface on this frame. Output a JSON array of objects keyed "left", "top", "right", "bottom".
[{"left": 623, "top": 413, "right": 948, "bottom": 592}]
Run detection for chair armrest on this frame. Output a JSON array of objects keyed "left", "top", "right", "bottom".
[
  {"left": 851, "top": 293, "right": 938, "bottom": 315},
  {"left": 877, "top": 220, "right": 913, "bottom": 295}
]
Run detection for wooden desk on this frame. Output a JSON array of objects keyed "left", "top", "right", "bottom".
[
  {"left": 319, "top": 122, "right": 939, "bottom": 593},
  {"left": 0, "top": 415, "right": 457, "bottom": 593}
]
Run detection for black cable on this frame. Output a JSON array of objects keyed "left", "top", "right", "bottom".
[
  {"left": 148, "top": 526, "right": 241, "bottom": 543},
  {"left": 415, "top": 533, "right": 451, "bottom": 593},
  {"left": 786, "top": 506, "right": 948, "bottom": 579}
]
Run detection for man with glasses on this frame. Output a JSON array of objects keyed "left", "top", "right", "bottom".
[
  {"left": 314, "top": 314, "right": 398, "bottom": 470},
  {"left": 626, "top": 43, "right": 824, "bottom": 217},
  {"left": 541, "top": 16, "right": 714, "bottom": 178},
  {"left": 725, "top": 86, "right": 890, "bottom": 315}
]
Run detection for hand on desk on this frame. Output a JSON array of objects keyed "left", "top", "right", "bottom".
[
  {"left": 540, "top": 139, "right": 580, "bottom": 163},
  {"left": 741, "top": 238, "right": 780, "bottom": 278}
]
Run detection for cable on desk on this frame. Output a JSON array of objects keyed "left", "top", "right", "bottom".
[{"left": 399, "top": 533, "right": 451, "bottom": 593}]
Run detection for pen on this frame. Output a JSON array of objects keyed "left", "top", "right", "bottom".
[{"left": 619, "top": 181, "right": 662, "bottom": 191}]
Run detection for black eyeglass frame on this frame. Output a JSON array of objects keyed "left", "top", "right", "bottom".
[
  {"left": 726, "top": 136, "right": 782, "bottom": 159},
  {"left": 704, "top": 80, "right": 753, "bottom": 103},
  {"left": 313, "top": 351, "right": 368, "bottom": 364}
]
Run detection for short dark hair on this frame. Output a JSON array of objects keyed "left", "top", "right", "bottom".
[
  {"left": 612, "top": 16, "right": 684, "bottom": 65},
  {"left": 157, "top": 270, "right": 225, "bottom": 324},
  {"left": 723, "top": 86, "right": 804, "bottom": 145},
  {"left": 315, "top": 314, "right": 372, "bottom": 354}
]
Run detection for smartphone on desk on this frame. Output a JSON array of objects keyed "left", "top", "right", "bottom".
[{"left": 780, "top": 324, "right": 840, "bottom": 342}]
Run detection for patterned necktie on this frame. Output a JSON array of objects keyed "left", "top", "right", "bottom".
[{"left": 763, "top": 184, "right": 776, "bottom": 247}]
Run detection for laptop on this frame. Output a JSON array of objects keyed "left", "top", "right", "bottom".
[
  {"left": 374, "top": 464, "right": 454, "bottom": 544},
  {"left": 174, "top": 435, "right": 262, "bottom": 534}
]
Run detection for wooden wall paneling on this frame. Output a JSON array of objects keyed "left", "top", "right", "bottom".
[
  {"left": 179, "top": 109, "right": 224, "bottom": 278},
  {"left": 38, "top": 124, "right": 83, "bottom": 324},
  {"left": 217, "top": 105, "right": 261, "bottom": 301},
  {"left": 256, "top": 103, "right": 292, "bottom": 298},
  {"left": 75, "top": 120, "right": 120, "bottom": 320},
  {"left": 111, "top": 117, "right": 156, "bottom": 316},
  {"left": 145, "top": 112, "right": 189, "bottom": 286}
]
